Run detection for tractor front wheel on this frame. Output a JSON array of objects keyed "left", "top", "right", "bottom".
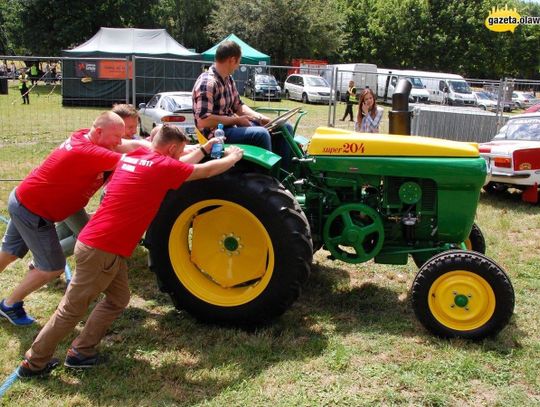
[
  {"left": 412, "top": 222, "right": 486, "bottom": 268},
  {"left": 146, "top": 172, "right": 313, "bottom": 326},
  {"left": 411, "top": 250, "right": 514, "bottom": 339}
]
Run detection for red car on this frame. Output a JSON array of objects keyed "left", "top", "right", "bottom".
[
  {"left": 479, "top": 113, "right": 540, "bottom": 203},
  {"left": 525, "top": 103, "right": 540, "bottom": 114}
]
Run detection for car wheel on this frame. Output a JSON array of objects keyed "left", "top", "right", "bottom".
[
  {"left": 483, "top": 182, "right": 508, "bottom": 195},
  {"left": 302, "top": 93, "right": 309, "bottom": 104},
  {"left": 481, "top": 105, "right": 487, "bottom": 110},
  {"left": 138, "top": 118, "right": 148, "bottom": 138},
  {"left": 285, "top": 90, "right": 290, "bottom": 100}
]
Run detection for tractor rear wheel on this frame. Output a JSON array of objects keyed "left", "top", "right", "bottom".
[
  {"left": 146, "top": 172, "right": 313, "bottom": 326},
  {"left": 411, "top": 250, "right": 514, "bottom": 339}
]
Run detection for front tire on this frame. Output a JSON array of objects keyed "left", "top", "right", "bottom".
[
  {"left": 146, "top": 172, "right": 313, "bottom": 326},
  {"left": 412, "top": 222, "right": 486, "bottom": 268},
  {"left": 463, "top": 223, "right": 486, "bottom": 253},
  {"left": 411, "top": 250, "right": 514, "bottom": 339},
  {"left": 302, "top": 93, "right": 309, "bottom": 104}
]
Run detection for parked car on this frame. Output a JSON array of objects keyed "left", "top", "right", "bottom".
[
  {"left": 473, "top": 91, "right": 498, "bottom": 111},
  {"left": 138, "top": 91, "right": 195, "bottom": 140},
  {"left": 512, "top": 91, "right": 539, "bottom": 109},
  {"left": 244, "top": 74, "right": 282, "bottom": 101},
  {"left": 284, "top": 74, "right": 333, "bottom": 104},
  {"left": 524, "top": 102, "right": 540, "bottom": 114},
  {"left": 473, "top": 91, "right": 513, "bottom": 112},
  {"left": 479, "top": 113, "right": 540, "bottom": 203}
]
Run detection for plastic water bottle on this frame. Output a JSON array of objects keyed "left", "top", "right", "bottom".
[{"left": 210, "top": 123, "right": 225, "bottom": 159}]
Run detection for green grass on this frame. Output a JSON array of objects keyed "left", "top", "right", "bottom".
[{"left": 0, "top": 81, "right": 539, "bottom": 406}]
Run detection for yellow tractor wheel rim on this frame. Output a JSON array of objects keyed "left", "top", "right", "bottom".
[
  {"left": 428, "top": 270, "right": 495, "bottom": 331},
  {"left": 464, "top": 238, "right": 472, "bottom": 250},
  {"left": 168, "top": 199, "right": 275, "bottom": 306}
]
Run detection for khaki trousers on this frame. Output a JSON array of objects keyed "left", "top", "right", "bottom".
[{"left": 25, "top": 241, "right": 129, "bottom": 370}]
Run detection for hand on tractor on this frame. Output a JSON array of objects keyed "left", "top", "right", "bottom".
[{"left": 223, "top": 145, "right": 244, "bottom": 162}]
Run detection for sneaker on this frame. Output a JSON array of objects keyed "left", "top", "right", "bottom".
[
  {"left": 16, "top": 358, "right": 59, "bottom": 379},
  {"left": 64, "top": 348, "right": 102, "bottom": 369},
  {"left": 0, "top": 299, "right": 35, "bottom": 326}
]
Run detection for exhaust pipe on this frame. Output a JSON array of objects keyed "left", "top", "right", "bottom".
[{"left": 389, "top": 78, "right": 412, "bottom": 135}]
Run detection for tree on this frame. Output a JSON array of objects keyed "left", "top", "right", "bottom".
[
  {"left": 206, "top": 0, "right": 345, "bottom": 65},
  {"left": 340, "top": 0, "right": 539, "bottom": 79},
  {"left": 16, "top": 0, "right": 161, "bottom": 55},
  {"left": 0, "top": 0, "right": 24, "bottom": 55},
  {"left": 152, "top": 0, "right": 214, "bottom": 52}
]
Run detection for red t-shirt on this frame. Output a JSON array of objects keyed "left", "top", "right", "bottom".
[
  {"left": 16, "top": 129, "right": 121, "bottom": 221},
  {"left": 78, "top": 147, "right": 194, "bottom": 257}
]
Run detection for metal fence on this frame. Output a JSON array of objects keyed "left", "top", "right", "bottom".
[{"left": 1, "top": 54, "right": 540, "bottom": 208}]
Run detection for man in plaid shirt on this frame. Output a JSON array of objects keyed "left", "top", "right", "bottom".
[{"left": 192, "top": 41, "right": 291, "bottom": 161}]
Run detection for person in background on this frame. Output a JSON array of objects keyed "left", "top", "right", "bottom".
[
  {"left": 30, "top": 63, "right": 39, "bottom": 86},
  {"left": 340, "top": 80, "right": 356, "bottom": 121},
  {"left": 18, "top": 69, "right": 30, "bottom": 105},
  {"left": 112, "top": 103, "right": 139, "bottom": 139},
  {"left": 355, "top": 88, "right": 383, "bottom": 133},
  {"left": 17, "top": 125, "right": 243, "bottom": 378}
]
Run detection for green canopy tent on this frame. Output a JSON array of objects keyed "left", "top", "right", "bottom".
[
  {"left": 201, "top": 34, "right": 270, "bottom": 65},
  {"left": 62, "top": 27, "right": 202, "bottom": 106},
  {"left": 201, "top": 34, "right": 271, "bottom": 94}
]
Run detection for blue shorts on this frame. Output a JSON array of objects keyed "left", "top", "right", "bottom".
[{"left": 1, "top": 189, "right": 65, "bottom": 271}]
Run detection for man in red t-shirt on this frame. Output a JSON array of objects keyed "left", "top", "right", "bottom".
[
  {"left": 0, "top": 112, "right": 150, "bottom": 327},
  {"left": 17, "top": 125, "right": 243, "bottom": 377}
]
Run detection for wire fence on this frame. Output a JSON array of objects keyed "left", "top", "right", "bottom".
[{"left": 1, "top": 54, "right": 539, "bottom": 207}]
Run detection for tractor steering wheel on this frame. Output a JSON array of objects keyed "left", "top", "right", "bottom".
[{"left": 264, "top": 107, "right": 301, "bottom": 133}]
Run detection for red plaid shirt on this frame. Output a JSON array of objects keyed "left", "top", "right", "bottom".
[{"left": 192, "top": 65, "right": 244, "bottom": 135}]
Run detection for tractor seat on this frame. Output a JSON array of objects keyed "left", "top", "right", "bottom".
[{"left": 306, "top": 127, "right": 479, "bottom": 157}]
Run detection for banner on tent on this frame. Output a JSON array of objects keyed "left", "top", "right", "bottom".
[{"left": 76, "top": 60, "right": 132, "bottom": 80}]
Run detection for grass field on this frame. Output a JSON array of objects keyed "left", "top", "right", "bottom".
[{"left": 0, "top": 82, "right": 539, "bottom": 406}]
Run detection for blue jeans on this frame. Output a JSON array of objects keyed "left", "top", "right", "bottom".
[
  {"left": 223, "top": 126, "right": 272, "bottom": 150},
  {"left": 223, "top": 124, "right": 293, "bottom": 170}
]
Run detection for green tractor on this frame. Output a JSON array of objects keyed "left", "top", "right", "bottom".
[{"left": 145, "top": 83, "right": 514, "bottom": 340}]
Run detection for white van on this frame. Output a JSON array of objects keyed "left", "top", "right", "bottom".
[
  {"left": 399, "top": 70, "right": 476, "bottom": 106},
  {"left": 376, "top": 68, "right": 430, "bottom": 103},
  {"left": 322, "top": 63, "right": 377, "bottom": 101}
]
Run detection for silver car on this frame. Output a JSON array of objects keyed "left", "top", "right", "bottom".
[{"left": 138, "top": 91, "right": 195, "bottom": 140}]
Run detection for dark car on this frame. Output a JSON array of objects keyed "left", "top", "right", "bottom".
[{"left": 244, "top": 74, "right": 282, "bottom": 101}]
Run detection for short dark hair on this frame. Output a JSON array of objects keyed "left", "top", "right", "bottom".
[
  {"left": 154, "top": 124, "right": 189, "bottom": 146},
  {"left": 215, "top": 41, "right": 241, "bottom": 62},
  {"left": 112, "top": 103, "right": 138, "bottom": 119}
]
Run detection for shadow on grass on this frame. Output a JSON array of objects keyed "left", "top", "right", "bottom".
[
  {"left": 8, "top": 245, "right": 522, "bottom": 404},
  {"left": 300, "top": 262, "right": 418, "bottom": 337},
  {"left": 479, "top": 190, "right": 540, "bottom": 214},
  {"left": 308, "top": 260, "right": 524, "bottom": 348},
  {"left": 7, "top": 304, "right": 329, "bottom": 405}
]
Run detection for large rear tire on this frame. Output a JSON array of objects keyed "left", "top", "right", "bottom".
[
  {"left": 411, "top": 250, "right": 514, "bottom": 339},
  {"left": 146, "top": 172, "right": 313, "bottom": 326}
]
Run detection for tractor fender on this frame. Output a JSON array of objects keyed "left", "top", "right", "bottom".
[{"left": 233, "top": 144, "right": 282, "bottom": 170}]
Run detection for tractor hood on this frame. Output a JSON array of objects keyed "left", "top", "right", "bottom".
[{"left": 307, "top": 127, "right": 479, "bottom": 157}]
